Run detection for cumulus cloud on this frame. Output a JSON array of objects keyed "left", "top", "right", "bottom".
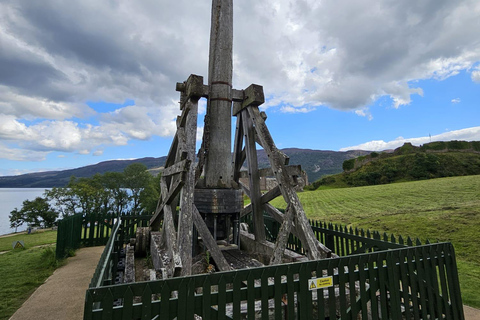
[
  {"left": 472, "top": 67, "right": 480, "bottom": 83},
  {"left": 340, "top": 126, "right": 480, "bottom": 151},
  {"left": 451, "top": 98, "right": 461, "bottom": 104},
  {"left": 1, "top": 0, "right": 480, "bottom": 160}
]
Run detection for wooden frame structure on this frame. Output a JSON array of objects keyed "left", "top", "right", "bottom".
[{"left": 149, "top": 74, "right": 331, "bottom": 277}]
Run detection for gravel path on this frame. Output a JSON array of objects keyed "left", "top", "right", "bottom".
[{"left": 9, "top": 246, "right": 104, "bottom": 320}]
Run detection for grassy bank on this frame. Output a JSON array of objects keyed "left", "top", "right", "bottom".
[
  {"left": 0, "top": 229, "right": 57, "bottom": 252},
  {"left": 0, "top": 230, "right": 60, "bottom": 320},
  {"left": 273, "top": 174, "right": 480, "bottom": 307}
]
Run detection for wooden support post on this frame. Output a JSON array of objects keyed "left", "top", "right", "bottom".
[
  {"left": 157, "top": 176, "right": 182, "bottom": 275},
  {"left": 241, "top": 109, "right": 265, "bottom": 242},
  {"left": 177, "top": 90, "right": 199, "bottom": 276}
]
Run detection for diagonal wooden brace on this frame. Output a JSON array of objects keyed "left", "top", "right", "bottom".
[{"left": 192, "top": 205, "right": 232, "bottom": 272}]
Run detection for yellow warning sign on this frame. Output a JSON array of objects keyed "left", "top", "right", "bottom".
[
  {"left": 308, "top": 276, "right": 333, "bottom": 291},
  {"left": 13, "top": 240, "right": 25, "bottom": 249}
]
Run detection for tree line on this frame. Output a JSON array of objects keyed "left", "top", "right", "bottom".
[{"left": 9, "top": 163, "right": 160, "bottom": 232}]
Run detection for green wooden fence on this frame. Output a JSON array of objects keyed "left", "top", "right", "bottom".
[
  {"left": 56, "top": 213, "right": 150, "bottom": 259},
  {"left": 80, "top": 214, "right": 465, "bottom": 320},
  {"left": 84, "top": 242, "right": 463, "bottom": 320},
  {"left": 55, "top": 213, "right": 83, "bottom": 259}
]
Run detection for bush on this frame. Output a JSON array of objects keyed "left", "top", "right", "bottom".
[
  {"left": 448, "top": 140, "right": 471, "bottom": 150},
  {"left": 343, "top": 159, "right": 355, "bottom": 171}
]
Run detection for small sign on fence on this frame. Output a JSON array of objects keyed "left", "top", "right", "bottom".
[{"left": 308, "top": 276, "right": 333, "bottom": 290}]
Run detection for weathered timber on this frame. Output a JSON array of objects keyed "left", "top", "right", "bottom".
[
  {"left": 124, "top": 244, "right": 135, "bottom": 283},
  {"left": 232, "top": 108, "right": 245, "bottom": 183},
  {"left": 192, "top": 205, "right": 231, "bottom": 272},
  {"left": 264, "top": 203, "right": 334, "bottom": 258},
  {"left": 270, "top": 204, "right": 295, "bottom": 264},
  {"left": 240, "top": 230, "right": 308, "bottom": 264},
  {"left": 238, "top": 165, "right": 301, "bottom": 179},
  {"left": 204, "top": 0, "right": 233, "bottom": 188},
  {"left": 247, "top": 105, "right": 323, "bottom": 261},
  {"left": 240, "top": 185, "right": 282, "bottom": 217},
  {"left": 161, "top": 159, "right": 189, "bottom": 177},
  {"left": 156, "top": 177, "right": 182, "bottom": 275},
  {"left": 241, "top": 108, "right": 265, "bottom": 241},
  {"left": 150, "top": 175, "right": 184, "bottom": 229},
  {"left": 177, "top": 93, "right": 199, "bottom": 276},
  {"left": 222, "top": 249, "right": 264, "bottom": 269},
  {"left": 232, "top": 84, "right": 265, "bottom": 115},
  {"left": 194, "top": 189, "right": 243, "bottom": 214}
]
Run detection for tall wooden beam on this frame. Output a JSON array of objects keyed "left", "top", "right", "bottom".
[
  {"left": 204, "top": 0, "right": 234, "bottom": 188},
  {"left": 241, "top": 109, "right": 265, "bottom": 241}
]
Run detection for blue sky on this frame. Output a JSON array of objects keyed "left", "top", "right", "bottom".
[{"left": 1, "top": 0, "right": 479, "bottom": 176}]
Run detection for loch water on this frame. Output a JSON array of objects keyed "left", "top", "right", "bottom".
[{"left": 0, "top": 188, "right": 48, "bottom": 236}]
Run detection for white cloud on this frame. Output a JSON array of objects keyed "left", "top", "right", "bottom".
[
  {"left": 279, "top": 106, "right": 314, "bottom": 113},
  {"left": 355, "top": 109, "right": 373, "bottom": 121},
  {"left": 451, "top": 98, "right": 461, "bottom": 104},
  {"left": 340, "top": 126, "right": 480, "bottom": 151},
  {"left": 472, "top": 67, "right": 480, "bottom": 83},
  {"left": 1, "top": 0, "right": 480, "bottom": 160}
]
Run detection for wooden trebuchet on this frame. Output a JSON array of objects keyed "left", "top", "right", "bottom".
[{"left": 231, "top": 84, "right": 332, "bottom": 264}]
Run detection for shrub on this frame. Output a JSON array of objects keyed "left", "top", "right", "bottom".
[{"left": 343, "top": 159, "right": 355, "bottom": 171}]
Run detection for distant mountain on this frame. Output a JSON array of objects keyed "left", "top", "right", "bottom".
[
  {"left": 0, "top": 148, "right": 369, "bottom": 188},
  {"left": 0, "top": 157, "right": 167, "bottom": 188},
  {"left": 255, "top": 148, "right": 370, "bottom": 183}
]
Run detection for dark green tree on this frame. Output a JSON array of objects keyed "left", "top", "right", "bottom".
[
  {"left": 44, "top": 187, "right": 77, "bottom": 217},
  {"left": 20, "top": 197, "right": 58, "bottom": 228},
  {"left": 123, "top": 163, "right": 152, "bottom": 215},
  {"left": 9, "top": 208, "right": 26, "bottom": 232}
]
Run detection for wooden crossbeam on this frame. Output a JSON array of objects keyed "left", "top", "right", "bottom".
[
  {"left": 240, "top": 185, "right": 282, "bottom": 218},
  {"left": 238, "top": 165, "right": 302, "bottom": 179},
  {"left": 150, "top": 176, "right": 185, "bottom": 230},
  {"left": 162, "top": 159, "right": 189, "bottom": 177}
]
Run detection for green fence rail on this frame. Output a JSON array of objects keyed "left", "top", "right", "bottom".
[
  {"left": 55, "top": 213, "right": 83, "bottom": 259},
  {"left": 84, "top": 242, "right": 464, "bottom": 320},
  {"left": 88, "top": 215, "right": 151, "bottom": 289},
  {"left": 56, "top": 213, "right": 151, "bottom": 259},
  {"left": 80, "top": 214, "right": 465, "bottom": 320}
]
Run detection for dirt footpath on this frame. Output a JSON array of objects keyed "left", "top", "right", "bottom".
[{"left": 9, "top": 246, "right": 104, "bottom": 320}]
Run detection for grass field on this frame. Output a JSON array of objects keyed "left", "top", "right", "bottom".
[
  {"left": 0, "top": 229, "right": 57, "bottom": 252},
  {"left": 272, "top": 174, "right": 480, "bottom": 308},
  {"left": 0, "top": 246, "right": 61, "bottom": 320}
]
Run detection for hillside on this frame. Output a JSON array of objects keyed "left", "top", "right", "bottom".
[
  {"left": 271, "top": 175, "right": 480, "bottom": 307},
  {"left": 311, "top": 141, "right": 480, "bottom": 189},
  {"left": 0, "top": 148, "right": 368, "bottom": 188},
  {"left": 256, "top": 148, "right": 370, "bottom": 182},
  {"left": 0, "top": 157, "right": 167, "bottom": 188}
]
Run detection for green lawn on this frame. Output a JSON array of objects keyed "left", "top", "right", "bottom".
[
  {"left": 0, "top": 246, "right": 60, "bottom": 320},
  {"left": 272, "top": 174, "right": 480, "bottom": 308},
  {"left": 0, "top": 229, "right": 57, "bottom": 252}
]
